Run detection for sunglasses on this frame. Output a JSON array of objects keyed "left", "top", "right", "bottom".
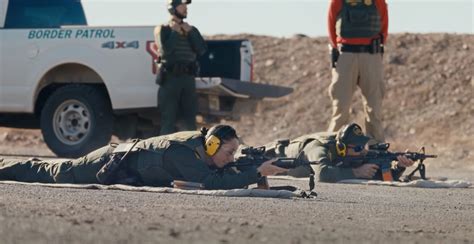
[{"left": 347, "top": 145, "right": 364, "bottom": 152}]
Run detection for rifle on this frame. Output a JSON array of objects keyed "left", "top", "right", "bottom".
[
  {"left": 227, "top": 146, "right": 317, "bottom": 197},
  {"left": 336, "top": 143, "right": 437, "bottom": 182},
  {"left": 228, "top": 146, "right": 305, "bottom": 169}
]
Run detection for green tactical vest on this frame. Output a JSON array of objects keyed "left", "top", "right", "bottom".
[
  {"left": 131, "top": 131, "right": 207, "bottom": 185},
  {"left": 160, "top": 25, "right": 197, "bottom": 65},
  {"left": 336, "top": 0, "right": 382, "bottom": 39}
]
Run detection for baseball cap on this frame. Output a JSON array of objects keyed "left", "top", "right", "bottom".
[{"left": 336, "top": 123, "right": 370, "bottom": 146}]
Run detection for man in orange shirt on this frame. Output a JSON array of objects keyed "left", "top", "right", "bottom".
[{"left": 327, "top": 0, "right": 388, "bottom": 143}]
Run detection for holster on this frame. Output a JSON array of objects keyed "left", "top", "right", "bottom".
[
  {"left": 331, "top": 48, "right": 340, "bottom": 68},
  {"left": 155, "top": 60, "right": 167, "bottom": 85},
  {"left": 370, "top": 38, "right": 384, "bottom": 54}
]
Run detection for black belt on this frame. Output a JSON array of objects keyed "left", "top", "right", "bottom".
[
  {"left": 341, "top": 45, "right": 372, "bottom": 53},
  {"left": 165, "top": 62, "right": 198, "bottom": 76},
  {"left": 341, "top": 44, "right": 383, "bottom": 54}
]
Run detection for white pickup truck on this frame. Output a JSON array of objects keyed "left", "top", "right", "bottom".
[{"left": 0, "top": 0, "right": 292, "bottom": 157}]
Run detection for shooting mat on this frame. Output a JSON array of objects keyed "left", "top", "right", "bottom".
[{"left": 0, "top": 181, "right": 300, "bottom": 199}]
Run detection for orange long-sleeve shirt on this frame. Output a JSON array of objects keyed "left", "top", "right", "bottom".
[{"left": 328, "top": 0, "right": 389, "bottom": 48}]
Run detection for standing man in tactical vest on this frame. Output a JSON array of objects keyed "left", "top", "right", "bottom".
[
  {"left": 327, "top": 0, "right": 388, "bottom": 143},
  {"left": 154, "top": 0, "right": 207, "bottom": 135}
]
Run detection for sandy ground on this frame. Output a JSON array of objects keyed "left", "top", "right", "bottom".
[{"left": 0, "top": 177, "right": 472, "bottom": 244}]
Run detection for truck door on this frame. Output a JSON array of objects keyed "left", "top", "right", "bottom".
[{"left": 0, "top": 0, "right": 87, "bottom": 112}]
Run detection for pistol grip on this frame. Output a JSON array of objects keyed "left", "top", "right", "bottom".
[{"left": 256, "top": 177, "right": 269, "bottom": 190}]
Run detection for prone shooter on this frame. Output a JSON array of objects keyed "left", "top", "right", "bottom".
[{"left": 262, "top": 123, "right": 438, "bottom": 184}]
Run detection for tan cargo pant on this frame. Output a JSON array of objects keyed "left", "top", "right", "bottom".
[{"left": 328, "top": 52, "right": 385, "bottom": 142}]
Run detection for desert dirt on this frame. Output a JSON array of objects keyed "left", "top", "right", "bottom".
[{"left": 0, "top": 33, "right": 473, "bottom": 243}]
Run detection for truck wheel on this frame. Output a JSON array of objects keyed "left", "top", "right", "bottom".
[{"left": 40, "top": 85, "right": 113, "bottom": 158}]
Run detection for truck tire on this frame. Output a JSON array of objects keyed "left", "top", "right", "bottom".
[{"left": 40, "top": 85, "right": 113, "bottom": 158}]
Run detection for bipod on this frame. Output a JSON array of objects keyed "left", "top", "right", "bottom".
[
  {"left": 300, "top": 172, "right": 318, "bottom": 198},
  {"left": 403, "top": 147, "right": 427, "bottom": 182}
]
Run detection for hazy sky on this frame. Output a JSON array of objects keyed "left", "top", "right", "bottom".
[{"left": 82, "top": 0, "right": 474, "bottom": 37}]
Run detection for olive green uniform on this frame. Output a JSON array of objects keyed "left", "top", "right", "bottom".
[
  {"left": 0, "top": 132, "right": 261, "bottom": 190},
  {"left": 154, "top": 24, "right": 207, "bottom": 135},
  {"left": 266, "top": 132, "right": 404, "bottom": 183}
]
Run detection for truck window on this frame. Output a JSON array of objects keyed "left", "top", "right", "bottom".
[{"left": 5, "top": 0, "right": 87, "bottom": 29}]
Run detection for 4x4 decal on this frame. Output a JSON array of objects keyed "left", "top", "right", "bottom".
[{"left": 102, "top": 41, "right": 139, "bottom": 49}]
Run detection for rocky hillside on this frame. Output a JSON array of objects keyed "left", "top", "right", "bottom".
[{"left": 213, "top": 33, "right": 473, "bottom": 169}]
